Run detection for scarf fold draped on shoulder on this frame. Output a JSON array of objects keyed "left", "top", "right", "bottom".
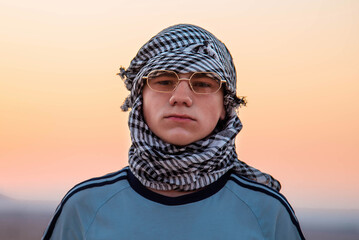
[{"left": 128, "top": 96, "right": 281, "bottom": 192}]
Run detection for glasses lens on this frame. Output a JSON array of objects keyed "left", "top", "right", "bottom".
[
  {"left": 147, "top": 70, "right": 178, "bottom": 92},
  {"left": 190, "top": 72, "right": 222, "bottom": 94}
]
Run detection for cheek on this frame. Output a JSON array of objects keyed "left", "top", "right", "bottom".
[
  {"left": 212, "top": 95, "right": 226, "bottom": 121},
  {"left": 220, "top": 104, "right": 226, "bottom": 120},
  {"left": 214, "top": 90, "right": 226, "bottom": 120},
  {"left": 203, "top": 99, "right": 225, "bottom": 128},
  {"left": 142, "top": 103, "right": 149, "bottom": 124},
  {"left": 142, "top": 87, "right": 152, "bottom": 124},
  {"left": 142, "top": 87, "right": 166, "bottom": 128}
]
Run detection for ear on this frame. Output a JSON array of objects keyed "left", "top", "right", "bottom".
[{"left": 220, "top": 107, "right": 226, "bottom": 120}]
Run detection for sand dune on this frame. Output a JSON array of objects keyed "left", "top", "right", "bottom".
[{"left": 0, "top": 193, "right": 56, "bottom": 240}]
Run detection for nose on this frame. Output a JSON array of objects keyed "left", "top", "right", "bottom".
[{"left": 169, "top": 80, "right": 193, "bottom": 107}]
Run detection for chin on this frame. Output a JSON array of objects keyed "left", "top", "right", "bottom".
[
  {"left": 161, "top": 134, "right": 205, "bottom": 146},
  {"left": 160, "top": 134, "right": 194, "bottom": 146},
  {"left": 164, "top": 139, "right": 193, "bottom": 146},
  {"left": 156, "top": 129, "right": 210, "bottom": 146}
]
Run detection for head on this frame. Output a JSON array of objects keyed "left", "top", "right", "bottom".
[{"left": 119, "top": 24, "right": 245, "bottom": 146}]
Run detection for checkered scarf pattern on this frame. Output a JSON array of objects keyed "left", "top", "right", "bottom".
[{"left": 119, "top": 24, "right": 281, "bottom": 191}]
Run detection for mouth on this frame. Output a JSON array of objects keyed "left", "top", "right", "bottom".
[{"left": 164, "top": 114, "right": 195, "bottom": 122}]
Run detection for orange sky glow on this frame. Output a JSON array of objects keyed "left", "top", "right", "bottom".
[{"left": 0, "top": 0, "right": 358, "bottom": 210}]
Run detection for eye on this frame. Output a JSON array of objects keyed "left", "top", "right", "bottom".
[
  {"left": 191, "top": 80, "right": 213, "bottom": 88},
  {"left": 190, "top": 72, "right": 221, "bottom": 93},
  {"left": 152, "top": 79, "right": 175, "bottom": 86},
  {"left": 147, "top": 71, "right": 178, "bottom": 92}
]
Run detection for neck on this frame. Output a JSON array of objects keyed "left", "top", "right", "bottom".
[{"left": 148, "top": 188, "right": 199, "bottom": 197}]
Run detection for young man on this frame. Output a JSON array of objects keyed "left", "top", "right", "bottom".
[{"left": 42, "top": 24, "right": 305, "bottom": 239}]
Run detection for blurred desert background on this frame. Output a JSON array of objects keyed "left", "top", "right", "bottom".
[{"left": 1, "top": 0, "right": 358, "bottom": 239}]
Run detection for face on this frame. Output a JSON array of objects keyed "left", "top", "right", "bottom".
[{"left": 142, "top": 73, "right": 226, "bottom": 146}]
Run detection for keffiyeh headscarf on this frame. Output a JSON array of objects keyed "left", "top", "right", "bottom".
[{"left": 118, "top": 24, "right": 281, "bottom": 191}]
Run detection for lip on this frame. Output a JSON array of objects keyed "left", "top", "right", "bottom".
[{"left": 164, "top": 114, "right": 195, "bottom": 122}]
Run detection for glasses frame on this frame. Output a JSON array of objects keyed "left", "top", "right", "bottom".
[{"left": 142, "top": 70, "right": 227, "bottom": 94}]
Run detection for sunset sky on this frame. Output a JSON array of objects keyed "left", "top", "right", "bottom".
[{"left": 1, "top": 0, "right": 358, "bottom": 211}]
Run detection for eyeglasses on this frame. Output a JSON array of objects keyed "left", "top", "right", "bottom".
[{"left": 143, "top": 70, "right": 226, "bottom": 94}]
